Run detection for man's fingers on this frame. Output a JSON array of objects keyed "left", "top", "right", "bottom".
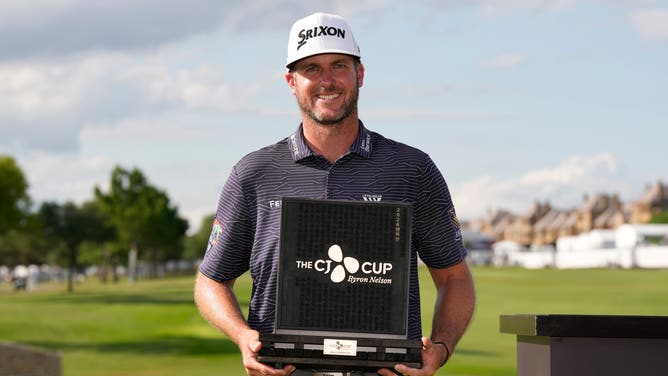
[{"left": 249, "top": 340, "right": 262, "bottom": 353}]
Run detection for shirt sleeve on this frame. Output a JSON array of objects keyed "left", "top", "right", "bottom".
[
  {"left": 198, "top": 165, "right": 255, "bottom": 281},
  {"left": 413, "top": 155, "right": 467, "bottom": 268}
]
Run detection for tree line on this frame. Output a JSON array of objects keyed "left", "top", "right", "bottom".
[{"left": 0, "top": 155, "right": 214, "bottom": 292}]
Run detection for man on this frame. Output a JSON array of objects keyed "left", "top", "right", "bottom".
[{"left": 194, "top": 12, "right": 475, "bottom": 376}]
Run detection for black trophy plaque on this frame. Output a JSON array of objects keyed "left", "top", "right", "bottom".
[{"left": 258, "top": 198, "right": 423, "bottom": 372}]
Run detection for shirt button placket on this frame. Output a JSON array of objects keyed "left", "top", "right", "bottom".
[{"left": 326, "top": 166, "right": 335, "bottom": 198}]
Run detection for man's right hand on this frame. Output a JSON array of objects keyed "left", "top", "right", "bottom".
[{"left": 239, "top": 329, "right": 296, "bottom": 376}]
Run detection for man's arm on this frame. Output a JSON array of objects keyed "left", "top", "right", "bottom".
[
  {"left": 428, "top": 260, "right": 476, "bottom": 362},
  {"left": 194, "top": 271, "right": 295, "bottom": 376},
  {"left": 388, "top": 260, "right": 475, "bottom": 376}
]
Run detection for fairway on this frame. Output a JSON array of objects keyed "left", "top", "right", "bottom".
[{"left": 2, "top": 266, "right": 668, "bottom": 376}]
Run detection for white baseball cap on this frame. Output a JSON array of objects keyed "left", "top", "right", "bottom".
[{"left": 286, "top": 12, "right": 361, "bottom": 68}]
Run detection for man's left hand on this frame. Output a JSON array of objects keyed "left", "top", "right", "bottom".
[{"left": 377, "top": 337, "right": 448, "bottom": 376}]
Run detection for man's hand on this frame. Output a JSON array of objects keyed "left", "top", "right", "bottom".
[
  {"left": 377, "top": 337, "right": 447, "bottom": 376},
  {"left": 239, "top": 329, "right": 296, "bottom": 376}
]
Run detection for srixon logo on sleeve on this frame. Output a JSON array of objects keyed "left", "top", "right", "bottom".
[
  {"left": 294, "top": 244, "right": 393, "bottom": 285},
  {"left": 297, "top": 25, "right": 346, "bottom": 50}
]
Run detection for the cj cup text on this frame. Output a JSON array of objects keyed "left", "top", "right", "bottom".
[
  {"left": 297, "top": 259, "right": 392, "bottom": 275},
  {"left": 294, "top": 244, "right": 394, "bottom": 284}
]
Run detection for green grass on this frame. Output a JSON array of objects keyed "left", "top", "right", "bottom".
[{"left": 2, "top": 266, "right": 668, "bottom": 375}]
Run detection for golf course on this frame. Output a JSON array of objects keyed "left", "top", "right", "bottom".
[{"left": 2, "top": 266, "right": 668, "bottom": 376}]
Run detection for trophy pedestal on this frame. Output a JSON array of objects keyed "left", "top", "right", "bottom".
[{"left": 258, "top": 333, "right": 422, "bottom": 372}]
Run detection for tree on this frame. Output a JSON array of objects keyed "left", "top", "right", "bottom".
[
  {"left": 78, "top": 240, "right": 124, "bottom": 283},
  {"left": 184, "top": 213, "right": 215, "bottom": 261},
  {"left": 0, "top": 155, "right": 30, "bottom": 234},
  {"left": 0, "top": 226, "right": 53, "bottom": 267},
  {"left": 75, "top": 201, "right": 118, "bottom": 283},
  {"left": 94, "top": 166, "right": 188, "bottom": 281},
  {"left": 649, "top": 211, "right": 668, "bottom": 224},
  {"left": 38, "top": 201, "right": 116, "bottom": 292}
]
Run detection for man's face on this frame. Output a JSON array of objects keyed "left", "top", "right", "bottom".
[{"left": 286, "top": 54, "right": 364, "bottom": 126}]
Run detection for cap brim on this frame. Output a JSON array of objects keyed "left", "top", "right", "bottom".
[{"left": 286, "top": 51, "right": 361, "bottom": 69}]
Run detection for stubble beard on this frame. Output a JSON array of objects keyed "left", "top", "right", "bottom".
[{"left": 297, "top": 84, "right": 359, "bottom": 126}]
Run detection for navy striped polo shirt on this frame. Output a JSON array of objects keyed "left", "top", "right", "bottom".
[{"left": 199, "top": 121, "right": 466, "bottom": 340}]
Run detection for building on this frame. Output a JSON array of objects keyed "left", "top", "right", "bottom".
[
  {"left": 630, "top": 181, "right": 668, "bottom": 224},
  {"left": 476, "top": 180, "right": 667, "bottom": 248},
  {"left": 576, "top": 193, "right": 625, "bottom": 233},
  {"left": 503, "top": 201, "right": 551, "bottom": 246}
]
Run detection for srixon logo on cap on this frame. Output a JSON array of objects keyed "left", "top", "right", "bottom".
[{"left": 297, "top": 25, "right": 346, "bottom": 50}]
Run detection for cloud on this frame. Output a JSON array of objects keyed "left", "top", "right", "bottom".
[
  {"left": 0, "top": 1, "right": 387, "bottom": 154},
  {"left": 0, "top": 53, "right": 157, "bottom": 152},
  {"left": 629, "top": 8, "right": 668, "bottom": 40},
  {"left": 0, "top": 0, "right": 233, "bottom": 61},
  {"left": 14, "top": 116, "right": 227, "bottom": 229},
  {"left": 519, "top": 154, "right": 619, "bottom": 185},
  {"left": 0, "top": 55, "right": 117, "bottom": 151},
  {"left": 119, "top": 62, "right": 265, "bottom": 112},
  {"left": 480, "top": 53, "right": 526, "bottom": 69},
  {"left": 451, "top": 153, "right": 636, "bottom": 220},
  {"left": 0, "top": 50, "right": 271, "bottom": 152},
  {"left": 0, "top": 0, "right": 392, "bottom": 62},
  {"left": 18, "top": 150, "right": 113, "bottom": 205}
]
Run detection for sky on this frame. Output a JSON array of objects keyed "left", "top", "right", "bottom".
[{"left": 1, "top": 0, "right": 667, "bottom": 233}]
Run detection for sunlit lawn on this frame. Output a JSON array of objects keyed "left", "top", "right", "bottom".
[{"left": 2, "top": 266, "right": 668, "bottom": 375}]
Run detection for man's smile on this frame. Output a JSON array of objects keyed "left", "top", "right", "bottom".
[{"left": 316, "top": 93, "right": 341, "bottom": 101}]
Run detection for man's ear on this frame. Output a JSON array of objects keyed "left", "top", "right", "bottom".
[
  {"left": 285, "top": 71, "right": 297, "bottom": 95},
  {"left": 357, "top": 63, "right": 365, "bottom": 88}
]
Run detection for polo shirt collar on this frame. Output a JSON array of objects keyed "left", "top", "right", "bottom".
[
  {"left": 287, "top": 121, "right": 373, "bottom": 162},
  {"left": 349, "top": 120, "right": 373, "bottom": 159},
  {"left": 287, "top": 125, "right": 313, "bottom": 161}
]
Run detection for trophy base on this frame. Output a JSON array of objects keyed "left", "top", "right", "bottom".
[{"left": 258, "top": 333, "right": 423, "bottom": 373}]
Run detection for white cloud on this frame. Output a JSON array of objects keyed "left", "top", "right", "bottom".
[
  {"left": 77, "top": 117, "right": 240, "bottom": 232},
  {"left": 480, "top": 53, "right": 526, "bottom": 69},
  {"left": 451, "top": 153, "right": 635, "bottom": 220},
  {"left": 0, "top": 53, "right": 149, "bottom": 151},
  {"left": 630, "top": 8, "right": 668, "bottom": 40},
  {"left": 0, "top": 54, "right": 124, "bottom": 119},
  {"left": 520, "top": 154, "right": 618, "bottom": 185},
  {"left": 18, "top": 151, "right": 113, "bottom": 206},
  {"left": 119, "top": 62, "right": 262, "bottom": 112},
  {"left": 0, "top": 49, "right": 268, "bottom": 152}
]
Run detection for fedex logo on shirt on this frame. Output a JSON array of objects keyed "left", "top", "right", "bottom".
[{"left": 269, "top": 200, "right": 282, "bottom": 208}]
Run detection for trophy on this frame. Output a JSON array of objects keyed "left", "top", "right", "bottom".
[{"left": 258, "top": 198, "right": 423, "bottom": 372}]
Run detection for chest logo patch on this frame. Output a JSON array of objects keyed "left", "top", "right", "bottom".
[{"left": 362, "top": 194, "right": 382, "bottom": 202}]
